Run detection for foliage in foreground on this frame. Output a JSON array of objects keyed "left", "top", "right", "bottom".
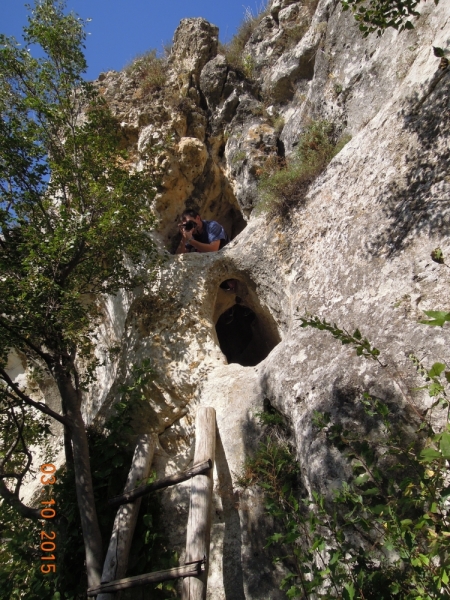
[
  {"left": 341, "top": 0, "right": 440, "bottom": 37},
  {"left": 239, "top": 318, "right": 450, "bottom": 599},
  {"left": 257, "top": 121, "right": 350, "bottom": 219},
  {"left": 0, "top": 0, "right": 159, "bottom": 587},
  {"left": 0, "top": 362, "right": 177, "bottom": 600}
]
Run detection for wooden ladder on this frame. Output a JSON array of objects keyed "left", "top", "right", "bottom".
[{"left": 87, "top": 406, "right": 216, "bottom": 600}]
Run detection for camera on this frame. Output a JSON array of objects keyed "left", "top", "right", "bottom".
[{"left": 183, "top": 221, "right": 196, "bottom": 231}]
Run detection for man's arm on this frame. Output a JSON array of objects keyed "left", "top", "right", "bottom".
[
  {"left": 187, "top": 238, "right": 220, "bottom": 253},
  {"left": 175, "top": 236, "right": 219, "bottom": 254},
  {"left": 175, "top": 239, "right": 189, "bottom": 254}
]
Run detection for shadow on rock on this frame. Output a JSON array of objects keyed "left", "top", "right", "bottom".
[
  {"left": 214, "top": 428, "right": 246, "bottom": 600},
  {"left": 368, "top": 67, "right": 450, "bottom": 258}
]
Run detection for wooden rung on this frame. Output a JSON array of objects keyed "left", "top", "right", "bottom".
[
  {"left": 87, "top": 560, "right": 205, "bottom": 596},
  {"left": 108, "top": 459, "right": 212, "bottom": 507}
]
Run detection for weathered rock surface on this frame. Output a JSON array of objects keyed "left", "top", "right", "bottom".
[
  {"left": 14, "top": 0, "right": 450, "bottom": 597},
  {"left": 200, "top": 54, "right": 228, "bottom": 109},
  {"left": 170, "top": 17, "right": 219, "bottom": 93}
]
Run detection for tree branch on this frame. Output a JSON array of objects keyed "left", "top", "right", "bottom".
[
  {"left": 0, "top": 477, "right": 41, "bottom": 520},
  {"left": 57, "top": 238, "right": 86, "bottom": 285},
  {"left": 0, "top": 316, "right": 54, "bottom": 365},
  {"left": 0, "top": 403, "right": 25, "bottom": 472},
  {"left": 0, "top": 369, "right": 71, "bottom": 427},
  {"left": 10, "top": 404, "right": 34, "bottom": 495}
]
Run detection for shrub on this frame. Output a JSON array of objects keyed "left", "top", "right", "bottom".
[
  {"left": 341, "top": 0, "right": 436, "bottom": 37},
  {"left": 126, "top": 49, "right": 167, "bottom": 95},
  {"left": 240, "top": 317, "right": 450, "bottom": 599},
  {"left": 256, "top": 121, "right": 351, "bottom": 218},
  {"left": 271, "top": 114, "right": 285, "bottom": 133}
]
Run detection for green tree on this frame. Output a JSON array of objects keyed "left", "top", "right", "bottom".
[{"left": 0, "top": 0, "right": 158, "bottom": 588}]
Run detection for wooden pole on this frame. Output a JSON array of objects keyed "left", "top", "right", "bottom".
[
  {"left": 108, "top": 459, "right": 213, "bottom": 507},
  {"left": 87, "top": 560, "right": 205, "bottom": 596},
  {"left": 182, "top": 407, "right": 216, "bottom": 600},
  {"left": 97, "top": 433, "right": 156, "bottom": 600}
]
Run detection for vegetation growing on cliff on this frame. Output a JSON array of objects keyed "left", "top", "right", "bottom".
[
  {"left": 239, "top": 319, "right": 450, "bottom": 599},
  {"left": 0, "top": 0, "right": 158, "bottom": 589},
  {"left": 342, "top": 0, "right": 440, "bottom": 36},
  {"left": 256, "top": 120, "right": 350, "bottom": 218},
  {"left": 219, "top": 2, "right": 269, "bottom": 78},
  {"left": 125, "top": 49, "right": 168, "bottom": 95}
]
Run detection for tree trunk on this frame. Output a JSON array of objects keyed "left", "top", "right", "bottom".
[
  {"left": 63, "top": 423, "right": 74, "bottom": 468},
  {"left": 55, "top": 367, "right": 103, "bottom": 589},
  {"left": 98, "top": 433, "right": 156, "bottom": 600}
]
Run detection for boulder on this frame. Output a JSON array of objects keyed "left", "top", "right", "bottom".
[
  {"left": 170, "top": 17, "right": 219, "bottom": 91},
  {"left": 200, "top": 54, "right": 228, "bottom": 109}
]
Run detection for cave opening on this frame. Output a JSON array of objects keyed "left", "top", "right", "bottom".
[{"left": 214, "top": 280, "right": 280, "bottom": 367}]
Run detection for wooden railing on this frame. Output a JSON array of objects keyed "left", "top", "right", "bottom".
[
  {"left": 87, "top": 406, "right": 216, "bottom": 600},
  {"left": 87, "top": 561, "right": 205, "bottom": 596},
  {"left": 108, "top": 459, "right": 213, "bottom": 507}
]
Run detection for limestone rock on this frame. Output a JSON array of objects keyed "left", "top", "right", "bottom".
[
  {"left": 270, "top": 0, "right": 298, "bottom": 20},
  {"left": 262, "top": 13, "right": 324, "bottom": 102},
  {"left": 226, "top": 117, "right": 278, "bottom": 215},
  {"left": 278, "top": 3, "right": 301, "bottom": 25},
  {"left": 15, "top": 0, "right": 450, "bottom": 598},
  {"left": 200, "top": 54, "right": 228, "bottom": 109},
  {"left": 170, "top": 18, "right": 219, "bottom": 93},
  {"left": 177, "top": 137, "right": 208, "bottom": 181}
]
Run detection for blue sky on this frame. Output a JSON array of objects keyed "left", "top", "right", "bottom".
[{"left": 2, "top": 0, "right": 267, "bottom": 80}]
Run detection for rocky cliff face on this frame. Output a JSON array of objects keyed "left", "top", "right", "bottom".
[{"left": 19, "top": 0, "right": 450, "bottom": 596}]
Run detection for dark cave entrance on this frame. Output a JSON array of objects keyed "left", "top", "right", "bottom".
[{"left": 214, "top": 280, "right": 280, "bottom": 367}]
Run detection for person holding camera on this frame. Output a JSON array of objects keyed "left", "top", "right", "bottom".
[{"left": 176, "top": 209, "right": 229, "bottom": 254}]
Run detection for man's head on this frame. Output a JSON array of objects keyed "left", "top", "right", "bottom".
[{"left": 181, "top": 209, "right": 202, "bottom": 232}]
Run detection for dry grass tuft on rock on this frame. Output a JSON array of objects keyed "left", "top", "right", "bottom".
[
  {"left": 257, "top": 121, "right": 351, "bottom": 219},
  {"left": 219, "top": 2, "right": 269, "bottom": 78},
  {"left": 126, "top": 49, "right": 167, "bottom": 95}
]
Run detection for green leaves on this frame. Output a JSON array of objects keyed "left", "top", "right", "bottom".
[
  {"left": 0, "top": 3, "right": 162, "bottom": 593},
  {"left": 420, "top": 310, "right": 450, "bottom": 327},
  {"left": 343, "top": 582, "right": 356, "bottom": 600},
  {"left": 247, "top": 366, "right": 450, "bottom": 599},
  {"left": 433, "top": 46, "right": 445, "bottom": 58},
  {"left": 298, "top": 315, "right": 382, "bottom": 362},
  {"left": 340, "top": 0, "right": 431, "bottom": 37},
  {"left": 410, "top": 355, "right": 450, "bottom": 415},
  {"left": 439, "top": 432, "right": 450, "bottom": 458},
  {"left": 0, "top": 0, "right": 159, "bottom": 379},
  {"left": 422, "top": 431, "right": 450, "bottom": 462},
  {"left": 354, "top": 473, "right": 370, "bottom": 485},
  {"left": 281, "top": 310, "right": 450, "bottom": 598},
  {"left": 428, "top": 362, "right": 446, "bottom": 378},
  {"left": 419, "top": 447, "right": 441, "bottom": 462},
  {"left": 430, "top": 247, "right": 445, "bottom": 263}
]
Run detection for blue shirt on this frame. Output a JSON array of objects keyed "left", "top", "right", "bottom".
[{"left": 186, "top": 220, "right": 228, "bottom": 251}]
